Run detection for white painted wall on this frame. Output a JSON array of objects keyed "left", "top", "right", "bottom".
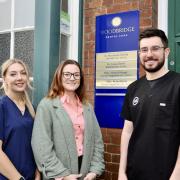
[
  {"left": 158, "top": 0, "right": 168, "bottom": 68},
  {"left": 69, "top": 0, "right": 79, "bottom": 61}
]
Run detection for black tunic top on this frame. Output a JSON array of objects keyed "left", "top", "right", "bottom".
[{"left": 121, "top": 71, "right": 180, "bottom": 180}]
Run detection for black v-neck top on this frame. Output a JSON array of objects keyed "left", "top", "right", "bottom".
[{"left": 121, "top": 71, "right": 180, "bottom": 180}]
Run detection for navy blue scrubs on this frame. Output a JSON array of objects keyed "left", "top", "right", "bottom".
[{"left": 0, "top": 96, "right": 36, "bottom": 180}]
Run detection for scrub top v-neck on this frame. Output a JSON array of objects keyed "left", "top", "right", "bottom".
[
  {"left": 0, "top": 95, "right": 36, "bottom": 180},
  {"left": 121, "top": 71, "right": 180, "bottom": 180}
]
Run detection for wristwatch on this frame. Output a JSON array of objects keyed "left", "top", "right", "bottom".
[{"left": 19, "top": 177, "right": 25, "bottom": 180}]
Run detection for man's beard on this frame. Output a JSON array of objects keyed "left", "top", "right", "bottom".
[{"left": 141, "top": 57, "right": 165, "bottom": 73}]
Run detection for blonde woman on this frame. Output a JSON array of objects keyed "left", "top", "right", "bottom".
[{"left": 0, "top": 59, "right": 40, "bottom": 180}]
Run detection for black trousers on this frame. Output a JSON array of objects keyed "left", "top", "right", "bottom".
[{"left": 78, "top": 156, "right": 83, "bottom": 173}]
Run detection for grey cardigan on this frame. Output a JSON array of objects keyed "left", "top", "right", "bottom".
[{"left": 31, "top": 97, "right": 104, "bottom": 180}]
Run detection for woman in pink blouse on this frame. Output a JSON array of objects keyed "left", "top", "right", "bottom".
[{"left": 31, "top": 59, "right": 104, "bottom": 180}]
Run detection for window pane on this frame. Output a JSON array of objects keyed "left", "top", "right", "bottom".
[
  {"left": 0, "top": 33, "right": 10, "bottom": 62},
  {"left": 62, "top": 0, "right": 68, "bottom": 12},
  {"left": 60, "top": 0, "right": 69, "bottom": 62},
  {"left": 0, "top": 33, "right": 10, "bottom": 95},
  {"left": 0, "top": 0, "right": 11, "bottom": 31},
  {"left": 14, "top": 30, "right": 34, "bottom": 74},
  {"left": 61, "top": 10, "right": 70, "bottom": 35},
  {"left": 60, "top": 34, "right": 69, "bottom": 61},
  {"left": 14, "top": 0, "right": 35, "bottom": 28}
]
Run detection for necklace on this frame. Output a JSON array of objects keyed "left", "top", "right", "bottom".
[
  {"left": 9, "top": 97, "right": 25, "bottom": 115},
  {"left": 15, "top": 101, "right": 25, "bottom": 115},
  {"left": 20, "top": 109, "right": 25, "bottom": 115}
]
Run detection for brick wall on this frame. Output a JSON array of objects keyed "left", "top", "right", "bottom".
[{"left": 83, "top": 0, "right": 158, "bottom": 179}]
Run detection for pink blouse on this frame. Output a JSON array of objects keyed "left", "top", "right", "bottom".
[
  {"left": 55, "top": 95, "right": 85, "bottom": 180},
  {"left": 60, "top": 94, "right": 85, "bottom": 156}
]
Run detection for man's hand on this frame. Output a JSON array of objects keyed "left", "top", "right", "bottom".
[{"left": 118, "top": 172, "right": 128, "bottom": 180}]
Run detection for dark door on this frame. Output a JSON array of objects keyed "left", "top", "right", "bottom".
[{"left": 168, "top": 0, "right": 180, "bottom": 72}]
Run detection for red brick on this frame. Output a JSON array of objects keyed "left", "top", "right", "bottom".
[
  {"left": 104, "top": 171, "right": 112, "bottom": 180},
  {"left": 107, "top": 4, "right": 132, "bottom": 14},
  {"left": 89, "top": 32, "right": 95, "bottom": 41},
  {"left": 131, "top": 1, "right": 140, "bottom": 9},
  {"left": 83, "top": 0, "right": 157, "bottom": 179},
  {"left": 104, "top": 152, "right": 112, "bottom": 162},
  {"left": 139, "top": 0, "right": 152, "bottom": 9},
  {"left": 112, "top": 154, "right": 120, "bottom": 163},
  {"left": 101, "top": 128, "right": 107, "bottom": 135},
  {"left": 96, "top": 8, "right": 107, "bottom": 15},
  {"left": 140, "top": 18, "right": 152, "bottom": 27},
  {"left": 85, "top": 10, "right": 96, "bottom": 18},
  {"left": 106, "top": 162, "right": 119, "bottom": 172},
  {"left": 114, "top": 0, "right": 127, "bottom": 3},
  {"left": 83, "top": 67, "right": 94, "bottom": 76},
  {"left": 107, "top": 128, "right": 122, "bottom": 135},
  {"left": 103, "top": 135, "right": 111, "bottom": 144},
  {"left": 111, "top": 133, "right": 121, "bottom": 145},
  {"left": 107, "top": 144, "right": 120, "bottom": 154},
  {"left": 104, "top": 144, "right": 108, "bottom": 152},
  {"left": 141, "top": 9, "right": 153, "bottom": 17},
  {"left": 112, "top": 173, "right": 119, "bottom": 180},
  {"left": 89, "top": 0, "right": 103, "bottom": 9},
  {"left": 102, "top": 0, "right": 115, "bottom": 6}
]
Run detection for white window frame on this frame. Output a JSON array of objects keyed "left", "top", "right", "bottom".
[
  {"left": 69, "top": 0, "right": 79, "bottom": 61},
  {"left": 0, "top": 0, "right": 35, "bottom": 58},
  {"left": 0, "top": 0, "right": 34, "bottom": 83},
  {"left": 158, "top": 0, "right": 168, "bottom": 68},
  {"left": 60, "top": 0, "right": 79, "bottom": 61}
]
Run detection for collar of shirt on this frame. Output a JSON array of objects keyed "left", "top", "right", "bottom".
[
  {"left": 60, "top": 94, "right": 81, "bottom": 106},
  {"left": 60, "top": 94, "right": 83, "bottom": 115}
]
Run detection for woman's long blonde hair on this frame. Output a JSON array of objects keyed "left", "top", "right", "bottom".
[{"left": 1, "top": 59, "right": 35, "bottom": 118}]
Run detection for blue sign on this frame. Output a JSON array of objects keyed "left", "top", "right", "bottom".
[{"left": 95, "top": 10, "right": 139, "bottom": 128}]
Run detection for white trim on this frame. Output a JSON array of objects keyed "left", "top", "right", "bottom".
[
  {"left": 96, "top": 93, "right": 126, "bottom": 96},
  {"left": 158, "top": 0, "right": 168, "bottom": 68},
  {"left": 158, "top": 0, "right": 168, "bottom": 34},
  {"left": 13, "top": 26, "right": 34, "bottom": 32},
  {"left": 0, "top": 26, "right": 34, "bottom": 34},
  {"left": 69, "top": 0, "right": 79, "bottom": 61},
  {"left": 61, "top": 31, "right": 71, "bottom": 36},
  {"left": 10, "top": 0, "right": 15, "bottom": 58},
  {"left": 0, "top": 30, "right": 11, "bottom": 34},
  {"left": 1, "top": 0, "right": 35, "bottom": 58}
]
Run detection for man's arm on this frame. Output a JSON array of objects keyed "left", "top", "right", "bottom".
[
  {"left": 118, "top": 120, "right": 133, "bottom": 180},
  {"left": 169, "top": 146, "right": 180, "bottom": 180}
]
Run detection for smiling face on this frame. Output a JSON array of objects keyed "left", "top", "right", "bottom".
[
  {"left": 62, "top": 64, "right": 81, "bottom": 93},
  {"left": 3, "top": 63, "right": 28, "bottom": 94},
  {"left": 139, "top": 36, "right": 170, "bottom": 73}
]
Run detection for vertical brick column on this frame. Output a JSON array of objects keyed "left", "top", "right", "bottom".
[{"left": 83, "top": 0, "right": 157, "bottom": 179}]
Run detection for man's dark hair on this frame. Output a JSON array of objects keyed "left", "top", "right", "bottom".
[{"left": 139, "top": 28, "right": 168, "bottom": 48}]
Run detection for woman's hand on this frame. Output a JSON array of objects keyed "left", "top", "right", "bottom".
[
  {"left": 83, "top": 172, "right": 96, "bottom": 180},
  {"left": 35, "top": 169, "right": 41, "bottom": 180},
  {"left": 63, "top": 174, "right": 82, "bottom": 180}
]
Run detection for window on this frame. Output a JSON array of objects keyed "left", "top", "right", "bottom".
[
  {"left": 0, "top": 0, "right": 35, "bottom": 94},
  {"left": 60, "top": 0, "right": 79, "bottom": 62}
]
